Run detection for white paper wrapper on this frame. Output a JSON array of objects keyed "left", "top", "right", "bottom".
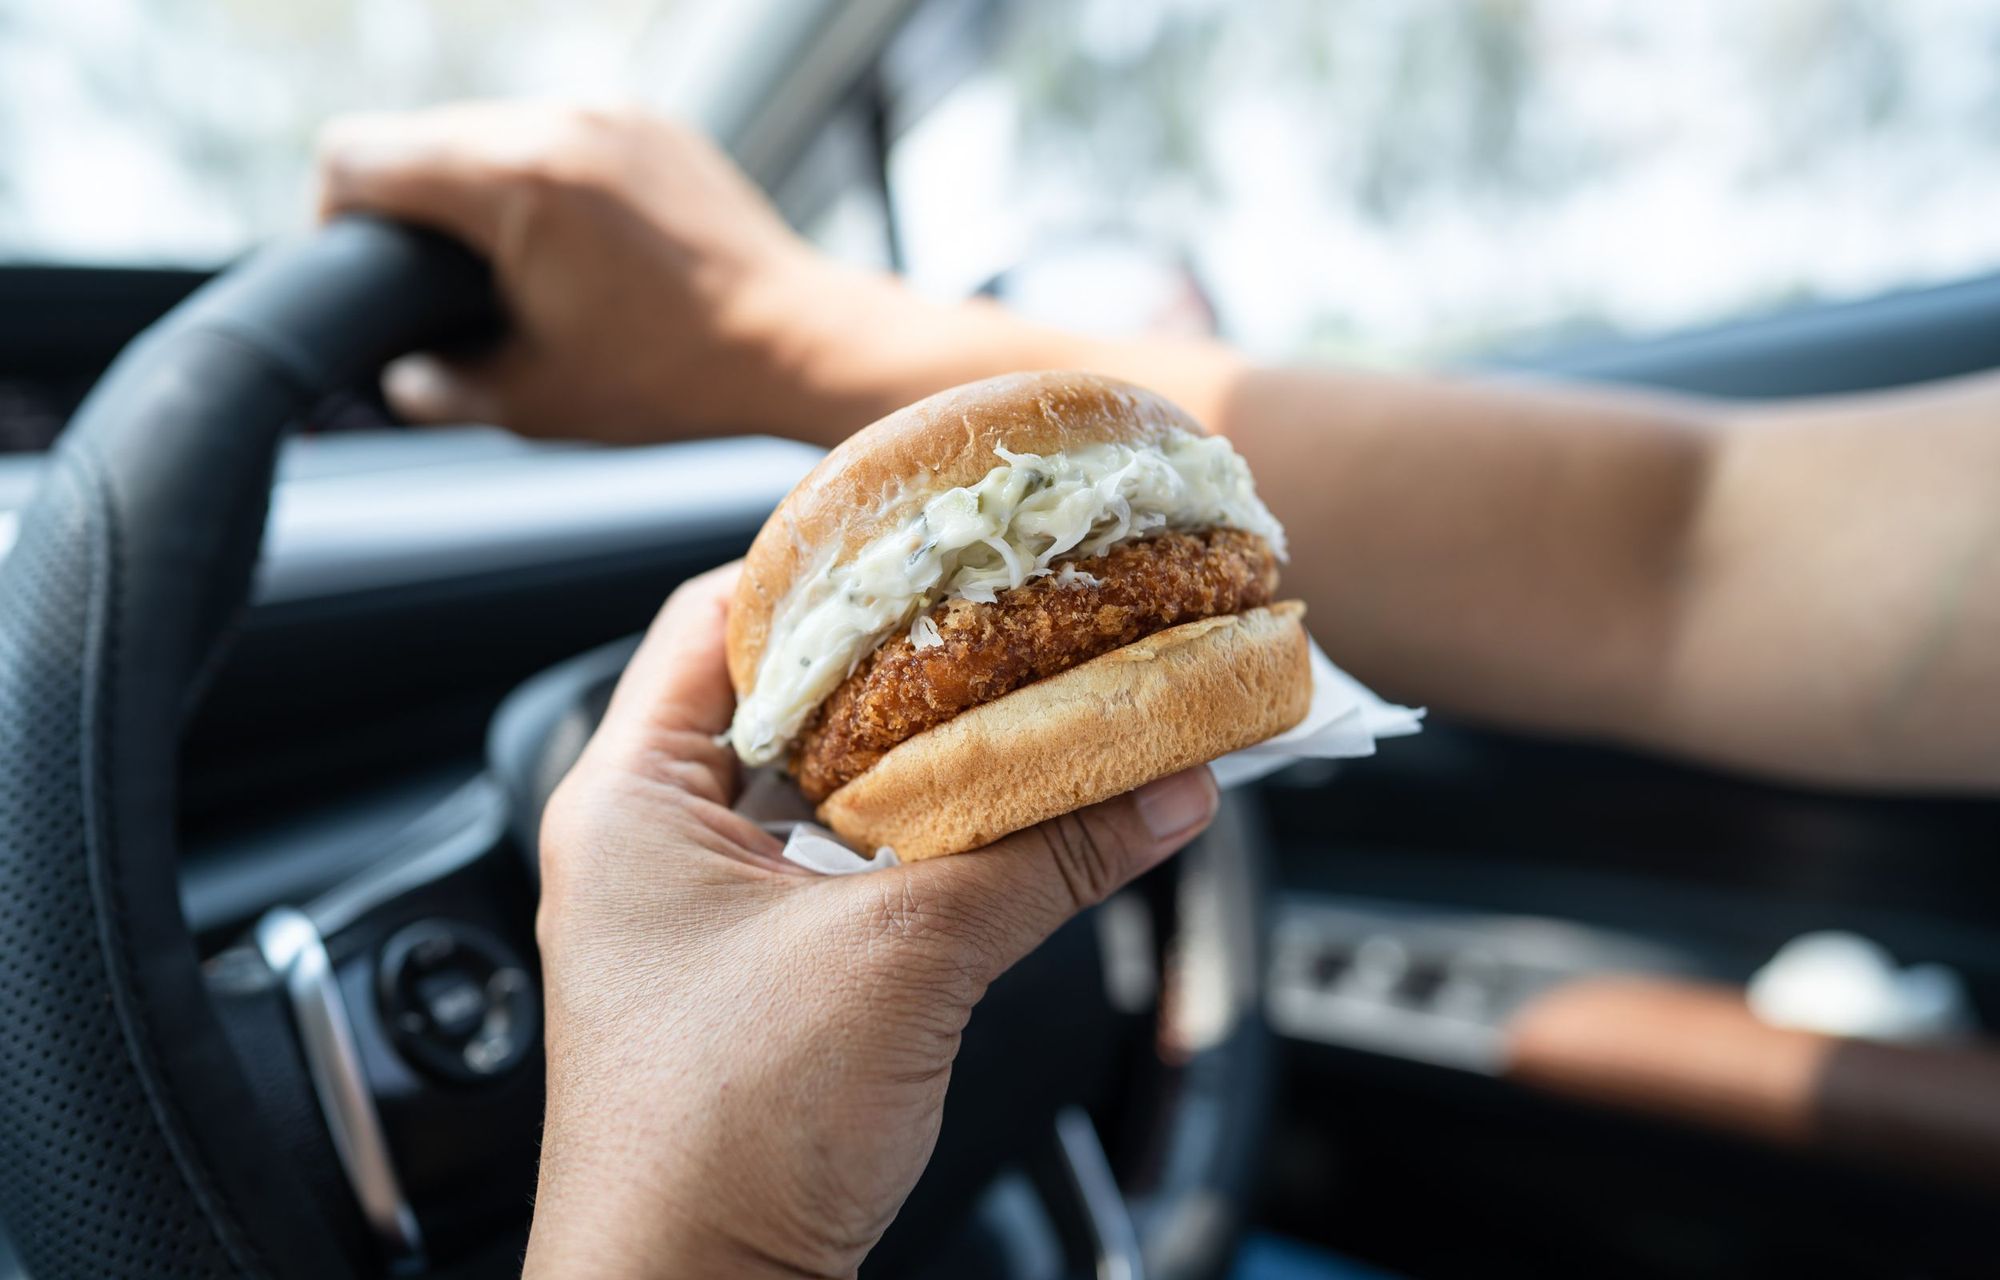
[
  {"left": 771, "top": 822, "right": 902, "bottom": 874},
  {"left": 758, "top": 640, "right": 1421, "bottom": 874},
  {"left": 1205, "top": 639, "right": 1424, "bottom": 787}
]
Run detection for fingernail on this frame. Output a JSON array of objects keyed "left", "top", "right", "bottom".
[{"left": 1135, "top": 769, "right": 1217, "bottom": 840}]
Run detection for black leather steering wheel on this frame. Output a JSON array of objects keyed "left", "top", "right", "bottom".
[
  {"left": 0, "top": 219, "right": 1272, "bottom": 1279},
  {"left": 0, "top": 219, "right": 492, "bottom": 1278}
]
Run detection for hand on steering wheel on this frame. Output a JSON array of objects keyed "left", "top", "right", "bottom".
[
  {"left": 318, "top": 103, "right": 886, "bottom": 443},
  {"left": 526, "top": 564, "right": 1220, "bottom": 1278}
]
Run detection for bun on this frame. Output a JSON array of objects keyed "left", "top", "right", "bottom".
[
  {"left": 726, "top": 371, "right": 1201, "bottom": 695},
  {"left": 817, "top": 602, "right": 1310, "bottom": 861}
]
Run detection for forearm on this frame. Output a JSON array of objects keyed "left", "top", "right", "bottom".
[
  {"left": 1652, "top": 372, "right": 2000, "bottom": 789},
  {"left": 1115, "top": 344, "right": 2000, "bottom": 788},
  {"left": 1216, "top": 367, "right": 1719, "bottom": 739}
]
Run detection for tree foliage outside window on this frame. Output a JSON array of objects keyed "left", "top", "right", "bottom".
[
  {"left": 3, "top": 0, "right": 1997, "bottom": 368},
  {"left": 889, "top": 0, "right": 2000, "bottom": 363}
]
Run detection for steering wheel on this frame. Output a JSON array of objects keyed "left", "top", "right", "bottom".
[{"left": 0, "top": 220, "right": 1274, "bottom": 1279}]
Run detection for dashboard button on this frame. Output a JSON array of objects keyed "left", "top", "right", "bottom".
[{"left": 377, "top": 921, "right": 538, "bottom": 1084}]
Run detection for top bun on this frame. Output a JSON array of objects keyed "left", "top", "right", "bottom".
[{"left": 726, "top": 371, "right": 1203, "bottom": 695}]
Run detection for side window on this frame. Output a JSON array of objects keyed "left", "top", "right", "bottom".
[
  {"left": 779, "top": 105, "right": 898, "bottom": 273},
  {"left": 876, "top": 0, "right": 2000, "bottom": 364}
]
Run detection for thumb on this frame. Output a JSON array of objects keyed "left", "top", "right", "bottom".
[
  {"left": 383, "top": 350, "right": 519, "bottom": 427},
  {"left": 887, "top": 767, "right": 1220, "bottom": 984}
]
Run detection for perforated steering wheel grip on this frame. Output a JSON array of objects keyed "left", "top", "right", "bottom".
[{"left": 0, "top": 219, "right": 493, "bottom": 1278}]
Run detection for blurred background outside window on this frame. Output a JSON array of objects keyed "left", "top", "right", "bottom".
[{"left": 4, "top": 0, "right": 1998, "bottom": 369}]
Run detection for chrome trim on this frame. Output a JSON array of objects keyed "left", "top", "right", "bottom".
[
  {"left": 305, "top": 777, "right": 508, "bottom": 938},
  {"left": 1265, "top": 895, "right": 1695, "bottom": 1073},
  {"left": 1053, "top": 1107, "right": 1146, "bottom": 1280},
  {"left": 255, "top": 907, "right": 424, "bottom": 1265}
]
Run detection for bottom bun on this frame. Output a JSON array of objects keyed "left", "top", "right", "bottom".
[{"left": 816, "top": 601, "right": 1310, "bottom": 861}]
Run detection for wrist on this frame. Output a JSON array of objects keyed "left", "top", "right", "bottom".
[
  {"left": 526, "top": 1090, "right": 854, "bottom": 1280},
  {"left": 759, "top": 260, "right": 1064, "bottom": 441},
  {"left": 737, "top": 253, "right": 1254, "bottom": 444},
  {"left": 808, "top": 271, "right": 1252, "bottom": 435},
  {"left": 525, "top": 1229, "right": 834, "bottom": 1280},
  {"left": 525, "top": 1164, "right": 844, "bottom": 1280}
]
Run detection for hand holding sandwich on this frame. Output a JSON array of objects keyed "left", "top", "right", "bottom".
[{"left": 525, "top": 565, "right": 1219, "bottom": 1279}]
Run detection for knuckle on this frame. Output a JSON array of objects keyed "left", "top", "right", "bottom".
[
  {"left": 483, "top": 109, "right": 612, "bottom": 192},
  {"left": 578, "top": 103, "right": 655, "bottom": 139},
  {"left": 311, "top": 112, "right": 369, "bottom": 160},
  {"left": 491, "top": 150, "right": 587, "bottom": 196},
  {"left": 521, "top": 105, "right": 650, "bottom": 187},
  {"left": 621, "top": 730, "right": 734, "bottom": 805},
  {"left": 562, "top": 102, "right": 636, "bottom": 135},
  {"left": 1034, "top": 812, "right": 1129, "bottom": 911},
  {"left": 638, "top": 742, "right": 726, "bottom": 801},
  {"left": 547, "top": 108, "right": 613, "bottom": 165},
  {"left": 860, "top": 881, "right": 994, "bottom": 1004},
  {"left": 310, "top": 122, "right": 366, "bottom": 197},
  {"left": 310, "top": 120, "right": 346, "bottom": 167},
  {"left": 863, "top": 876, "right": 940, "bottom": 946}
]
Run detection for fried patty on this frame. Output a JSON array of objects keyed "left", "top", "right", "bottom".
[{"left": 792, "top": 528, "right": 1278, "bottom": 801}]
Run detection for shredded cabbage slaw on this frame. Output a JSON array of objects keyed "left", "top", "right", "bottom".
[{"left": 727, "top": 433, "right": 1286, "bottom": 764}]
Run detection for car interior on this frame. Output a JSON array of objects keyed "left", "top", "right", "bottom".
[{"left": 2, "top": 2, "right": 1998, "bottom": 1278}]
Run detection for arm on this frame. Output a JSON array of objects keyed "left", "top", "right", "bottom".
[
  {"left": 319, "top": 103, "right": 2000, "bottom": 790},
  {"left": 821, "top": 301, "right": 2000, "bottom": 789}
]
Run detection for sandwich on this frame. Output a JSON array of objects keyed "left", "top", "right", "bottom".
[{"left": 725, "top": 370, "right": 1309, "bottom": 860}]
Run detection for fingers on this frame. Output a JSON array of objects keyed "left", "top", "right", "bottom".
[
  {"left": 381, "top": 345, "right": 565, "bottom": 430},
  {"left": 318, "top": 104, "right": 544, "bottom": 430},
  {"left": 880, "top": 767, "right": 1221, "bottom": 985},
  {"left": 383, "top": 353, "right": 506, "bottom": 426},
  {"left": 316, "top": 103, "right": 519, "bottom": 251}
]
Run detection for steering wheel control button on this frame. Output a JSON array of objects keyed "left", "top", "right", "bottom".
[
  {"left": 378, "top": 921, "right": 539, "bottom": 1084},
  {"left": 415, "top": 970, "right": 489, "bottom": 1038}
]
